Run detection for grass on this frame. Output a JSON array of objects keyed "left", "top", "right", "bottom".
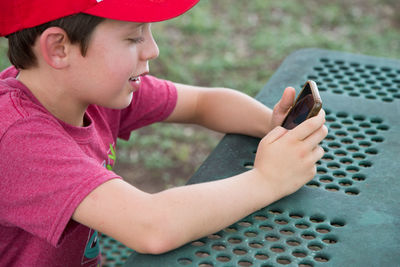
[
  {"left": 1, "top": 0, "right": 399, "bottom": 191},
  {"left": 151, "top": 0, "right": 400, "bottom": 95}
]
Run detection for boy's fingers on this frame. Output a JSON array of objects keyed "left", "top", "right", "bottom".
[
  {"left": 263, "top": 126, "right": 288, "bottom": 144},
  {"left": 305, "top": 125, "right": 329, "bottom": 148},
  {"left": 311, "top": 145, "right": 326, "bottom": 163},
  {"left": 291, "top": 109, "right": 326, "bottom": 141}
]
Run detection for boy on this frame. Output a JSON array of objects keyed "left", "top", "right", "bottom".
[{"left": 0, "top": 0, "right": 328, "bottom": 266}]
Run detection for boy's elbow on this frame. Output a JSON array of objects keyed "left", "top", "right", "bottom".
[
  {"left": 126, "top": 214, "right": 183, "bottom": 254},
  {"left": 121, "top": 195, "right": 189, "bottom": 255},
  {"left": 131, "top": 230, "right": 178, "bottom": 255},
  {"left": 141, "top": 240, "right": 175, "bottom": 255}
]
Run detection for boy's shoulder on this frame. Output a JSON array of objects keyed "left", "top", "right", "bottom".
[{"left": 0, "top": 66, "right": 58, "bottom": 138}]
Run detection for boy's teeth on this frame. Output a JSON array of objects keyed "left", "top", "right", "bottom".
[{"left": 130, "top": 77, "right": 140, "bottom": 82}]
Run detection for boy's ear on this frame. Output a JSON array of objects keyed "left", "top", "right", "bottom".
[{"left": 38, "top": 27, "right": 71, "bottom": 69}]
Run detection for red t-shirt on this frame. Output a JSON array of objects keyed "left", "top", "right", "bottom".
[{"left": 0, "top": 66, "right": 177, "bottom": 266}]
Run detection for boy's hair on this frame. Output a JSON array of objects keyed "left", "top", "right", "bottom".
[{"left": 7, "top": 13, "right": 105, "bottom": 69}]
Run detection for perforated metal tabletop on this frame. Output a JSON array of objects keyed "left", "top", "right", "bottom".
[{"left": 123, "top": 49, "right": 400, "bottom": 266}]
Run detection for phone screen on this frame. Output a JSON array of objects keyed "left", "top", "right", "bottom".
[{"left": 281, "top": 82, "right": 317, "bottom": 130}]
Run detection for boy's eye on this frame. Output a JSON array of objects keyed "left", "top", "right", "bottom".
[{"left": 127, "top": 37, "right": 145, "bottom": 44}]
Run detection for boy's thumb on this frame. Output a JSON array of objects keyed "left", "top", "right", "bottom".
[{"left": 275, "top": 87, "right": 296, "bottom": 114}]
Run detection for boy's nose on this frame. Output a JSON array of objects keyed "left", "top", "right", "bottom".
[{"left": 141, "top": 36, "right": 159, "bottom": 61}]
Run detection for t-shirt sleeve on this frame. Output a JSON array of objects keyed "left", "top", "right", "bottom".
[
  {"left": 118, "top": 75, "right": 177, "bottom": 140},
  {"left": 0, "top": 117, "right": 120, "bottom": 247}
]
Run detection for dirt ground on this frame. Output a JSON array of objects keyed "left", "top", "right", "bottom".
[{"left": 112, "top": 125, "right": 224, "bottom": 193}]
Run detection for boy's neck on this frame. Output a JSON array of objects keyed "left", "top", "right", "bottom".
[{"left": 17, "top": 68, "right": 88, "bottom": 127}]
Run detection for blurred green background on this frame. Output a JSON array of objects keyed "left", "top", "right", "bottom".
[{"left": 1, "top": 0, "right": 399, "bottom": 192}]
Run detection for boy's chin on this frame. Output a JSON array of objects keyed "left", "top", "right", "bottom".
[{"left": 103, "top": 94, "right": 134, "bottom": 109}]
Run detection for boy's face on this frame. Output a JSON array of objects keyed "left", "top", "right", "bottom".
[{"left": 68, "top": 19, "right": 159, "bottom": 109}]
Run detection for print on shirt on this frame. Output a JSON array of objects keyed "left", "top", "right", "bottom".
[
  {"left": 102, "top": 143, "right": 116, "bottom": 171},
  {"left": 81, "top": 228, "right": 100, "bottom": 266}
]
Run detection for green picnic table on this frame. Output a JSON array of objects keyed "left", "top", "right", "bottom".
[{"left": 103, "top": 48, "right": 400, "bottom": 266}]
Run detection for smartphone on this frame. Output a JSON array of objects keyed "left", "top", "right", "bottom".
[{"left": 281, "top": 80, "right": 322, "bottom": 130}]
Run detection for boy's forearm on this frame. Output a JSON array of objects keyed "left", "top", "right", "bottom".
[
  {"left": 168, "top": 83, "right": 274, "bottom": 138},
  {"left": 195, "top": 88, "right": 273, "bottom": 138},
  {"left": 74, "top": 171, "right": 278, "bottom": 255},
  {"left": 142, "top": 169, "right": 279, "bottom": 253}
]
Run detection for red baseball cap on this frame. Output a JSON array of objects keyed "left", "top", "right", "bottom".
[{"left": 0, "top": 0, "right": 200, "bottom": 37}]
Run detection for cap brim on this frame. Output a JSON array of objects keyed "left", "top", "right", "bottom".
[{"left": 84, "top": 0, "right": 200, "bottom": 22}]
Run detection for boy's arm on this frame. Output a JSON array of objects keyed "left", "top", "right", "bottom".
[
  {"left": 164, "top": 83, "right": 295, "bottom": 138},
  {"left": 72, "top": 111, "right": 327, "bottom": 254}
]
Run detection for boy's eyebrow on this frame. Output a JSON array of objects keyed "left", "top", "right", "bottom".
[
  {"left": 128, "top": 22, "right": 146, "bottom": 30},
  {"left": 114, "top": 21, "right": 147, "bottom": 37},
  {"left": 122, "top": 22, "right": 146, "bottom": 34}
]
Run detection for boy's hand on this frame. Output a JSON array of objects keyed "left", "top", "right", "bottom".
[
  {"left": 253, "top": 109, "right": 328, "bottom": 198},
  {"left": 270, "top": 87, "right": 296, "bottom": 130}
]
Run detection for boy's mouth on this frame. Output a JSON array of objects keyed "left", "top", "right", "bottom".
[
  {"left": 128, "top": 71, "right": 148, "bottom": 92},
  {"left": 129, "top": 76, "right": 142, "bottom": 92},
  {"left": 129, "top": 76, "right": 141, "bottom": 83}
]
